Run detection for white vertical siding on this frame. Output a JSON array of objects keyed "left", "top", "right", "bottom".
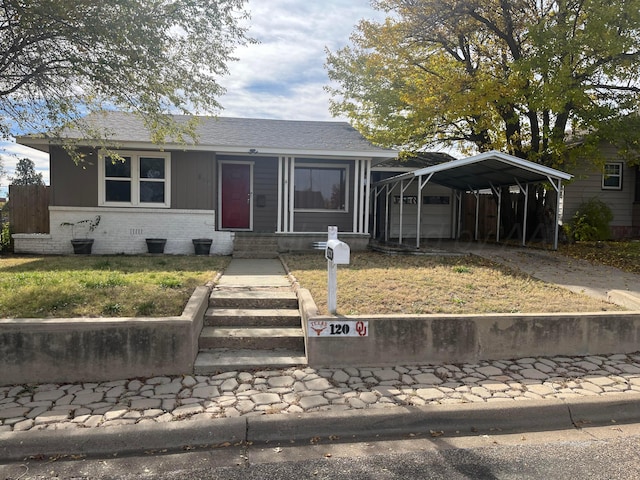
[{"left": 389, "top": 183, "right": 453, "bottom": 238}]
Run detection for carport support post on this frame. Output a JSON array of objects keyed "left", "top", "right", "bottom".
[
  {"left": 456, "top": 191, "right": 463, "bottom": 239},
  {"left": 490, "top": 183, "right": 501, "bottom": 243},
  {"left": 516, "top": 180, "right": 529, "bottom": 247},
  {"left": 552, "top": 178, "right": 562, "bottom": 250},
  {"left": 471, "top": 189, "right": 480, "bottom": 241}
]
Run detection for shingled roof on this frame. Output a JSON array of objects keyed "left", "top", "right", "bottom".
[{"left": 19, "top": 111, "right": 397, "bottom": 159}]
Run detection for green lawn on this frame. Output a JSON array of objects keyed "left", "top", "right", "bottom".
[{"left": 0, "top": 255, "right": 229, "bottom": 318}]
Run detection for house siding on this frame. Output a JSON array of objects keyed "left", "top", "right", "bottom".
[
  {"left": 171, "top": 150, "right": 216, "bottom": 210},
  {"left": 563, "top": 145, "right": 637, "bottom": 238},
  {"left": 50, "top": 146, "right": 98, "bottom": 207},
  {"left": 50, "top": 147, "right": 217, "bottom": 211}
]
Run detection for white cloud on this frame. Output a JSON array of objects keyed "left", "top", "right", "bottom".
[
  {"left": 219, "top": 0, "right": 384, "bottom": 120},
  {"left": 0, "top": 141, "right": 50, "bottom": 192}
]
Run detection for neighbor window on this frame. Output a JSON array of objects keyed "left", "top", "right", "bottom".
[
  {"left": 294, "top": 166, "right": 347, "bottom": 211},
  {"left": 100, "top": 151, "right": 170, "bottom": 207},
  {"left": 602, "top": 162, "right": 622, "bottom": 190}
]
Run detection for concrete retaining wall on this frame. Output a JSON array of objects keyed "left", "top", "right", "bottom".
[
  {"left": 13, "top": 207, "right": 234, "bottom": 255},
  {"left": 0, "top": 287, "right": 210, "bottom": 386},
  {"left": 302, "top": 303, "right": 640, "bottom": 367}
]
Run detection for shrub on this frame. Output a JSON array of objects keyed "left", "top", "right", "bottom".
[
  {"left": 0, "top": 222, "right": 11, "bottom": 252},
  {"left": 568, "top": 198, "right": 613, "bottom": 241}
]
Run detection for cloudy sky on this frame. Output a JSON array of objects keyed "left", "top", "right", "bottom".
[{"left": 0, "top": 0, "right": 383, "bottom": 192}]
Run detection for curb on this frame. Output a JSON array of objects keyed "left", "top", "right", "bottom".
[{"left": 2, "top": 394, "right": 639, "bottom": 462}]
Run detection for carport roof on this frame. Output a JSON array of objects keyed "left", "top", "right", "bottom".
[{"left": 374, "top": 150, "right": 572, "bottom": 190}]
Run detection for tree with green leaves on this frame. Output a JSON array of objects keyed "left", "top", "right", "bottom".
[
  {"left": 326, "top": 0, "right": 640, "bottom": 168},
  {"left": 10, "top": 158, "right": 44, "bottom": 185},
  {"left": 1, "top": 0, "right": 252, "bottom": 150}
]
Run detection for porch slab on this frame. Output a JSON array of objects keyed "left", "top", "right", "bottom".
[{"left": 217, "top": 259, "right": 290, "bottom": 287}]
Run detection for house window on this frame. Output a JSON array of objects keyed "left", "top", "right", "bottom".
[
  {"left": 100, "top": 151, "right": 170, "bottom": 207},
  {"left": 602, "top": 162, "right": 622, "bottom": 190},
  {"left": 294, "top": 166, "right": 347, "bottom": 211}
]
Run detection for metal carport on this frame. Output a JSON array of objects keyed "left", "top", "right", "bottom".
[{"left": 372, "top": 150, "right": 573, "bottom": 250}]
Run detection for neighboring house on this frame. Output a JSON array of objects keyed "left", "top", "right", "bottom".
[
  {"left": 14, "top": 112, "right": 397, "bottom": 255},
  {"left": 563, "top": 144, "right": 640, "bottom": 239}
]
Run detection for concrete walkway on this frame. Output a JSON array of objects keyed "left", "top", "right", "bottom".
[{"left": 217, "top": 259, "right": 291, "bottom": 288}]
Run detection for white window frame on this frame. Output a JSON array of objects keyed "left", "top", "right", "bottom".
[
  {"left": 98, "top": 150, "right": 171, "bottom": 207},
  {"left": 293, "top": 163, "right": 349, "bottom": 213},
  {"left": 602, "top": 162, "right": 623, "bottom": 190}
]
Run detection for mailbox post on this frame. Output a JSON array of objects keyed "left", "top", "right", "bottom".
[{"left": 325, "top": 226, "right": 350, "bottom": 314}]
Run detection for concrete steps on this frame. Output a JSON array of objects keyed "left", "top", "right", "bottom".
[
  {"left": 205, "top": 308, "right": 301, "bottom": 327},
  {"left": 233, "top": 234, "right": 279, "bottom": 259},
  {"left": 199, "top": 327, "right": 304, "bottom": 350},
  {"left": 209, "top": 289, "right": 298, "bottom": 309},
  {"left": 194, "top": 349, "right": 307, "bottom": 372},
  {"left": 194, "top": 286, "right": 306, "bottom": 374}
]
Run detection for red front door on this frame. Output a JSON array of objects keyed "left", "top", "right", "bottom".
[{"left": 221, "top": 163, "right": 251, "bottom": 229}]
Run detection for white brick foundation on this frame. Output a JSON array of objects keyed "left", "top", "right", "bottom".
[{"left": 13, "top": 207, "right": 234, "bottom": 255}]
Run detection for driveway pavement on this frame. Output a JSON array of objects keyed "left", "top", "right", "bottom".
[{"left": 462, "top": 243, "right": 640, "bottom": 308}]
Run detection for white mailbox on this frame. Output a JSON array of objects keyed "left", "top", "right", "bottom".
[{"left": 325, "top": 239, "right": 350, "bottom": 265}]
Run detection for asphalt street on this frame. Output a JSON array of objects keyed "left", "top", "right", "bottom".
[{"left": 3, "top": 423, "right": 640, "bottom": 479}]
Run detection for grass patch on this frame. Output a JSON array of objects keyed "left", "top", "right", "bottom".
[
  {"left": 284, "top": 251, "right": 620, "bottom": 316},
  {"left": 0, "top": 255, "right": 229, "bottom": 318}
]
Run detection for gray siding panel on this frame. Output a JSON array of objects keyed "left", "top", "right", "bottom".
[
  {"left": 171, "top": 151, "right": 215, "bottom": 210},
  {"left": 50, "top": 146, "right": 98, "bottom": 207},
  {"left": 252, "top": 156, "right": 279, "bottom": 233},
  {"left": 51, "top": 147, "right": 216, "bottom": 210},
  {"left": 564, "top": 148, "right": 634, "bottom": 227},
  {"left": 294, "top": 211, "right": 352, "bottom": 232}
]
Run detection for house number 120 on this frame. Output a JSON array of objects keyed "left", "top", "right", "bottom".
[
  {"left": 330, "top": 323, "right": 350, "bottom": 335},
  {"left": 308, "top": 320, "right": 369, "bottom": 337}
]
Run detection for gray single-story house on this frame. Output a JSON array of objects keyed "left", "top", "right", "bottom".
[
  {"left": 14, "top": 112, "right": 397, "bottom": 255},
  {"left": 563, "top": 143, "right": 640, "bottom": 239}
]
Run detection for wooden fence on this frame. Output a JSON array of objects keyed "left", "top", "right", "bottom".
[{"left": 8, "top": 185, "right": 50, "bottom": 233}]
